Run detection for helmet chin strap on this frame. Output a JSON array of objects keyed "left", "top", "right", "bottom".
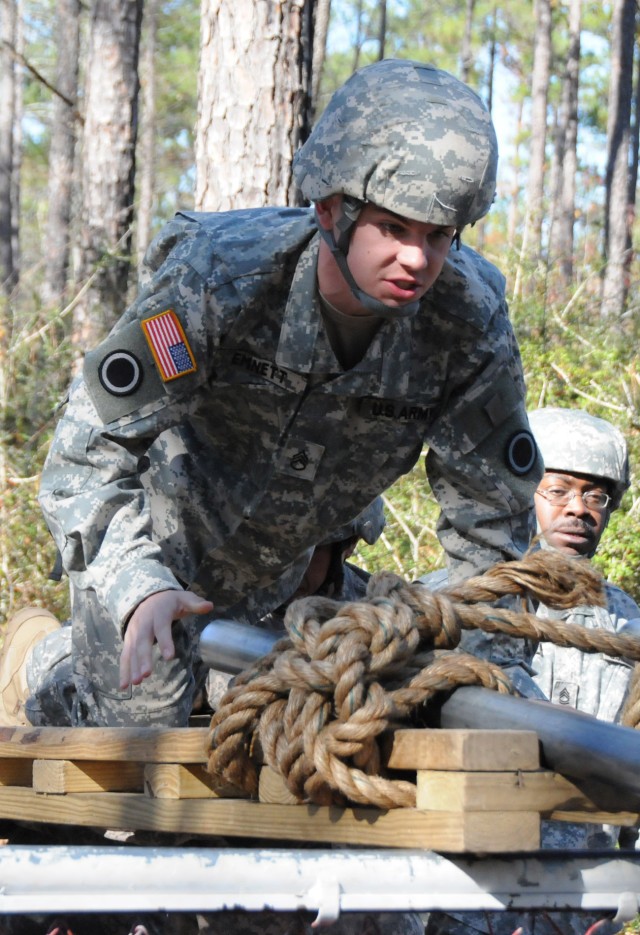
[{"left": 315, "top": 203, "right": 421, "bottom": 320}]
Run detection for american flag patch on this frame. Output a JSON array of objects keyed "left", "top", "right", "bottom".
[{"left": 141, "top": 309, "right": 197, "bottom": 382}]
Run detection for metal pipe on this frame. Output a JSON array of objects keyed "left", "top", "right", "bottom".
[
  {"left": 1, "top": 845, "right": 640, "bottom": 916},
  {"left": 198, "top": 619, "right": 281, "bottom": 674}
]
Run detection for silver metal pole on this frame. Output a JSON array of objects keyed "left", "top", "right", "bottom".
[
  {"left": 1, "top": 846, "right": 639, "bottom": 919},
  {"left": 198, "top": 619, "right": 281, "bottom": 674}
]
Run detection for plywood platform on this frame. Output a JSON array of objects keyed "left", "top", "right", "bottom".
[{"left": 0, "top": 726, "right": 635, "bottom": 854}]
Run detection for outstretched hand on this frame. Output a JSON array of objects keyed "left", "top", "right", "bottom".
[{"left": 119, "top": 589, "right": 214, "bottom": 689}]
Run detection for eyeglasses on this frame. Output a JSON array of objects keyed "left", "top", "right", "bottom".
[{"left": 535, "top": 486, "right": 611, "bottom": 511}]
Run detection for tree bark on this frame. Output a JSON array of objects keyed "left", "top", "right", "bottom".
[
  {"left": 601, "top": 0, "right": 637, "bottom": 321},
  {"left": 0, "top": 0, "right": 18, "bottom": 296},
  {"left": 196, "top": 0, "right": 315, "bottom": 211},
  {"left": 136, "top": 0, "right": 158, "bottom": 266},
  {"left": 73, "top": 0, "right": 143, "bottom": 352},
  {"left": 376, "top": 0, "right": 386, "bottom": 61},
  {"left": 43, "top": 0, "right": 81, "bottom": 307},
  {"left": 460, "top": 0, "right": 475, "bottom": 84},
  {"left": 548, "top": 0, "right": 580, "bottom": 289},
  {"left": 514, "top": 0, "right": 552, "bottom": 297},
  {"left": 310, "top": 0, "right": 330, "bottom": 115}
]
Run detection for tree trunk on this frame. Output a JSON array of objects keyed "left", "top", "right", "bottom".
[
  {"left": 601, "top": 0, "right": 636, "bottom": 321},
  {"left": 352, "top": 0, "right": 363, "bottom": 73},
  {"left": 376, "top": 0, "right": 386, "bottom": 61},
  {"left": 514, "top": 0, "right": 552, "bottom": 297},
  {"left": 43, "top": 0, "right": 81, "bottom": 307},
  {"left": 10, "top": 0, "right": 21, "bottom": 286},
  {"left": 548, "top": 0, "right": 580, "bottom": 290},
  {"left": 137, "top": 0, "right": 158, "bottom": 266},
  {"left": 460, "top": 0, "right": 475, "bottom": 84},
  {"left": 0, "top": 0, "right": 18, "bottom": 296},
  {"left": 311, "top": 0, "right": 330, "bottom": 114},
  {"left": 73, "top": 0, "right": 143, "bottom": 352},
  {"left": 507, "top": 97, "right": 525, "bottom": 254},
  {"left": 196, "top": 0, "right": 315, "bottom": 211}
]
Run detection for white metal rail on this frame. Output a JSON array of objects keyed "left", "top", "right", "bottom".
[{"left": 1, "top": 846, "right": 640, "bottom": 924}]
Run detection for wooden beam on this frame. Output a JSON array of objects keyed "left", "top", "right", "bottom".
[
  {"left": 0, "top": 758, "right": 34, "bottom": 787},
  {"left": 0, "top": 727, "right": 209, "bottom": 762},
  {"left": 143, "top": 764, "right": 243, "bottom": 800},
  {"left": 416, "top": 769, "right": 614, "bottom": 813},
  {"left": 0, "top": 787, "right": 540, "bottom": 853},
  {"left": 32, "top": 760, "right": 145, "bottom": 794},
  {"left": 385, "top": 729, "right": 540, "bottom": 771},
  {"left": 258, "top": 765, "right": 300, "bottom": 805}
]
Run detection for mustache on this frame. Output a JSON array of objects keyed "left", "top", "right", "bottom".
[{"left": 550, "top": 519, "right": 595, "bottom": 538}]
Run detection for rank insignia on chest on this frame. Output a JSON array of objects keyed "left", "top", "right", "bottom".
[{"left": 141, "top": 309, "right": 197, "bottom": 382}]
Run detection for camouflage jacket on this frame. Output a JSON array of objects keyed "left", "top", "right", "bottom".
[{"left": 39, "top": 207, "right": 541, "bottom": 634}]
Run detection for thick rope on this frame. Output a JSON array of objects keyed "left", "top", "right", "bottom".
[{"left": 206, "top": 549, "right": 640, "bottom": 807}]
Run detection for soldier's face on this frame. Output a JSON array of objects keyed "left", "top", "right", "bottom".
[
  {"left": 317, "top": 197, "right": 454, "bottom": 316},
  {"left": 534, "top": 471, "right": 610, "bottom": 557}
]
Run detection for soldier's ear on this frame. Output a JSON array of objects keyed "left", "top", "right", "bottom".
[{"left": 315, "top": 196, "right": 341, "bottom": 230}]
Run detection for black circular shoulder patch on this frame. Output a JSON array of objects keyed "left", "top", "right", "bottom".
[
  {"left": 506, "top": 430, "right": 537, "bottom": 475},
  {"left": 98, "top": 351, "right": 143, "bottom": 397}
]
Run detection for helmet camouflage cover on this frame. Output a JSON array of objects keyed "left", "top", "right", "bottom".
[
  {"left": 528, "top": 407, "right": 630, "bottom": 509},
  {"left": 293, "top": 58, "right": 498, "bottom": 229}
]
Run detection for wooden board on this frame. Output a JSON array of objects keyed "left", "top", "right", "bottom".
[
  {"left": 0, "top": 727, "right": 209, "bottom": 763},
  {"left": 386, "top": 729, "right": 540, "bottom": 771},
  {"left": 0, "top": 786, "right": 540, "bottom": 853},
  {"left": 0, "top": 758, "right": 34, "bottom": 787},
  {"left": 32, "top": 759, "right": 145, "bottom": 794},
  {"left": 417, "top": 769, "right": 600, "bottom": 813},
  {"left": 143, "top": 764, "right": 241, "bottom": 800},
  {"left": 258, "top": 765, "right": 300, "bottom": 805}
]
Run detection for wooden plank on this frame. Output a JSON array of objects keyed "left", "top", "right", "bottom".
[
  {"left": 143, "top": 764, "right": 243, "bottom": 800},
  {"left": 386, "top": 729, "right": 540, "bottom": 771},
  {"left": 0, "top": 787, "right": 540, "bottom": 853},
  {"left": 32, "top": 760, "right": 145, "bottom": 794},
  {"left": 416, "top": 769, "right": 606, "bottom": 813},
  {"left": 258, "top": 765, "right": 300, "bottom": 805},
  {"left": 0, "top": 758, "right": 34, "bottom": 787},
  {"left": 0, "top": 727, "right": 209, "bottom": 762},
  {"left": 550, "top": 809, "right": 640, "bottom": 827}
]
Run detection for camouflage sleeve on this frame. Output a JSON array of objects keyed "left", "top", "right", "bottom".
[
  {"left": 38, "top": 216, "right": 212, "bottom": 633},
  {"left": 425, "top": 299, "right": 543, "bottom": 585}
]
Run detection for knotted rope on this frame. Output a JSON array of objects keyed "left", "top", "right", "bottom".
[{"left": 206, "top": 550, "right": 640, "bottom": 808}]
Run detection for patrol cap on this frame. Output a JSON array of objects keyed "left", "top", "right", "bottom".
[
  {"left": 293, "top": 58, "right": 498, "bottom": 229},
  {"left": 321, "top": 496, "right": 386, "bottom": 548},
  {"left": 528, "top": 407, "right": 630, "bottom": 509}
]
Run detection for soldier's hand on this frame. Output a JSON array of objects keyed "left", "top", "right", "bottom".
[{"left": 119, "top": 590, "right": 214, "bottom": 689}]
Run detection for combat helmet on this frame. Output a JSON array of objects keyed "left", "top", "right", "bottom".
[
  {"left": 528, "top": 407, "right": 630, "bottom": 509},
  {"left": 293, "top": 59, "right": 498, "bottom": 318}
]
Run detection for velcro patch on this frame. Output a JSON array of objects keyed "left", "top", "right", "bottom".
[
  {"left": 277, "top": 439, "right": 325, "bottom": 482},
  {"left": 142, "top": 310, "right": 196, "bottom": 382},
  {"left": 98, "top": 351, "right": 143, "bottom": 397},
  {"left": 505, "top": 430, "right": 537, "bottom": 476}
]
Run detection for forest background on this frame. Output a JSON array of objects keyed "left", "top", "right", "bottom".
[{"left": 0, "top": 0, "right": 639, "bottom": 630}]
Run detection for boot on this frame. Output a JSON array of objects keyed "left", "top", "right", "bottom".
[{"left": 0, "top": 606, "right": 61, "bottom": 726}]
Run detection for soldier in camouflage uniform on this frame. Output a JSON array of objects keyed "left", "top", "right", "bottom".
[
  {"left": 425, "top": 407, "right": 640, "bottom": 935},
  {"left": 3, "top": 59, "right": 542, "bottom": 736}
]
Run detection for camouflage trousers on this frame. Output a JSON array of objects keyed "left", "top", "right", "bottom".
[{"left": 25, "top": 587, "right": 197, "bottom": 727}]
